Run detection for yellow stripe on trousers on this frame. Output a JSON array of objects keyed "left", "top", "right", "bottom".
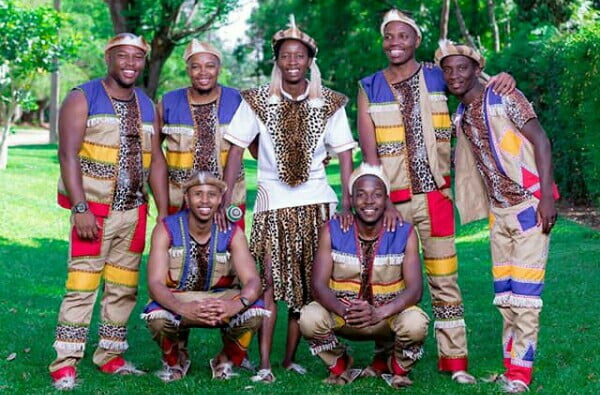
[
  {"left": 493, "top": 265, "right": 545, "bottom": 282},
  {"left": 424, "top": 255, "right": 458, "bottom": 276},
  {"left": 104, "top": 264, "right": 139, "bottom": 287},
  {"left": 66, "top": 270, "right": 102, "bottom": 292}
]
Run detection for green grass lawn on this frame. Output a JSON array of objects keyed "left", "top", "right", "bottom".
[{"left": 0, "top": 145, "right": 599, "bottom": 394}]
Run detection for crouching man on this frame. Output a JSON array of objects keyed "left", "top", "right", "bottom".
[
  {"left": 142, "top": 171, "right": 269, "bottom": 382},
  {"left": 299, "top": 164, "right": 429, "bottom": 388}
]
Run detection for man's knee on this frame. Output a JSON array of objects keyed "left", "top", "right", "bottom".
[
  {"left": 394, "top": 307, "right": 429, "bottom": 342},
  {"left": 299, "top": 302, "right": 332, "bottom": 339},
  {"left": 146, "top": 318, "right": 171, "bottom": 340},
  {"left": 243, "top": 315, "right": 263, "bottom": 332}
]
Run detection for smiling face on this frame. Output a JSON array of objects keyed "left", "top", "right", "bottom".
[
  {"left": 352, "top": 175, "right": 388, "bottom": 226},
  {"left": 187, "top": 52, "right": 220, "bottom": 94},
  {"left": 105, "top": 45, "right": 146, "bottom": 88},
  {"left": 440, "top": 55, "right": 481, "bottom": 98},
  {"left": 382, "top": 21, "right": 420, "bottom": 66},
  {"left": 276, "top": 39, "right": 311, "bottom": 85},
  {"left": 184, "top": 184, "right": 223, "bottom": 223}
]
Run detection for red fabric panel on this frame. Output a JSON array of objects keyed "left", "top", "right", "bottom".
[
  {"left": 371, "top": 355, "right": 390, "bottom": 374},
  {"left": 70, "top": 216, "right": 105, "bottom": 257},
  {"left": 390, "top": 354, "right": 410, "bottom": 375},
  {"left": 442, "top": 175, "right": 451, "bottom": 189},
  {"left": 213, "top": 275, "right": 235, "bottom": 289},
  {"left": 161, "top": 337, "right": 179, "bottom": 366},
  {"left": 506, "top": 365, "right": 533, "bottom": 385},
  {"left": 426, "top": 190, "right": 455, "bottom": 237},
  {"left": 222, "top": 338, "right": 246, "bottom": 366},
  {"left": 329, "top": 353, "right": 349, "bottom": 376},
  {"left": 99, "top": 356, "right": 126, "bottom": 373},
  {"left": 438, "top": 356, "right": 468, "bottom": 372},
  {"left": 129, "top": 204, "right": 148, "bottom": 253},
  {"left": 58, "top": 193, "right": 110, "bottom": 217},
  {"left": 390, "top": 188, "right": 411, "bottom": 203},
  {"left": 50, "top": 366, "right": 76, "bottom": 380}
]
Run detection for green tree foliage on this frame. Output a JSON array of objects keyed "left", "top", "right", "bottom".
[
  {"left": 243, "top": 0, "right": 538, "bottom": 122},
  {"left": 244, "top": 0, "right": 600, "bottom": 204},
  {"left": 489, "top": 22, "right": 600, "bottom": 206},
  {"left": 105, "top": 0, "right": 240, "bottom": 98},
  {"left": 0, "top": 0, "right": 77, "bottom": 169},
  {"left": 245, "top": 1, "right": 449, "bottom": 124},
  {"left": 514, "top": 0, "right": 577, "bottom": 25}
]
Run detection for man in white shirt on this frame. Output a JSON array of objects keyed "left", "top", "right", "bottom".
[{"left": 220, "top": 16, "right": 356, "bottom": 383}]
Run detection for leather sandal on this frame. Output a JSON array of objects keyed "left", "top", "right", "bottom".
[
  {"left": 155, "top": 358, "right": 191, "bottom": 382},
  {"left": 209, "top": 358, "right": 239, "bottom": 380},
  {"left": 382, "top": 373, "right": 413, "bottom": 388},
  {"left": 250, "top": 368, "right": 276, "bottom": 383},
  {"left": 451, "top": 370, "right": 476, "bottom": 384}
]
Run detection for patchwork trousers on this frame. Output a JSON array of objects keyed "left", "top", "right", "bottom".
[
  {"left": 395, "top": 190, "right": 469, "bottom": 372},
  {"left": 299, "top": 301, "right": 429, "bottom": 375},
  {"left": 49, "top": 205, "right": 147, "bottom": 373},
  {"left": 490, "top": 198, "right": 549, "bottom": 385}
]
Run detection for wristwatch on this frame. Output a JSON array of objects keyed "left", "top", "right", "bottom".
[
  {"left": 71, "top": 201, "right": 89, "bottom": 214},
  {"left": 239, "top": 297, "right": 250, "bottom": 308}
]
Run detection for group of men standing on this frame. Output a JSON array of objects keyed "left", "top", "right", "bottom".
[{"left": 49, "top": 9, "right": 557, "bottom": 394}]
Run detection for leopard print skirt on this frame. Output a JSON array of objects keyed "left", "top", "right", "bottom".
[{"left": 250, "top": 203, "right": 330, "bottom": 313}]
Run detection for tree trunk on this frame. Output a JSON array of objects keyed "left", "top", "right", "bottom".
[
  {"left": 144, "top": 43, "right": 176, "bottom": 99},
  {"left": 104, "top": 0, "right": 136, "bottom": 33},
  {"left": 452, "top": 0, "right": 477, "bottom": 48},
  {"left": 0, "top": 109, "right": 12, "bottom": 169},
  {"left": 104, "top": 0, "right": 229, "bottom": 99},
  {"left": 50, "top": 0, "right": 60, "bottom": 143},
  {"left": 440, "top": 0, "right": 451, "bottom": 41},
  {"left": 486, "top": 0, "right": 501, "bottom": 52}
]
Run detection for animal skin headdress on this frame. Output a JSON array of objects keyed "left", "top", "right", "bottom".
[
  {"left": 182, "top": 171, "right": 227, "bottom": 194},
  {"left": 105, "top": 33, "right": 150, "bottom": 55},
  {"left": 269, "top": 15, "right": 323, "bottom": 105},
  {"left": 380, "top": 9, "right": 422, "bottom": 41},
  {"left": 435, "top": 39, "right": 486, "bottom": 69},
  {"left": 183, "top": 39, "right": 222, "bottom": 63}
]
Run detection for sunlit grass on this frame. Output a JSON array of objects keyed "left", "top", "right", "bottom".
[{"left": 0, "top": 145, "right": 598, "bottom": 393}]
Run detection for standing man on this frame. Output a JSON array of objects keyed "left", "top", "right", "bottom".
[
  {"left": 159, "top": 40, "right": 246, "bottom": 227},
  {"left": 142, "top": 171, "right": 268, "bottom": 382},
  {"left": 299, "top": 164, "right": 429, "bottom": 388},
  {"left": 436, "top": 41, "right": 558, "bottom": 393},
  {"left": 357, "top": 9, "right": 515, "bottom": 383},
  {"left": 51, "top": 33, "right": 168, "bottom": 390},
  {"left": 221, "top": 16, "right": 356, "bottom": 382}
]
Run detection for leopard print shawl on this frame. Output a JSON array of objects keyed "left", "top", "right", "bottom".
[{"left": 241, "top": 85, "right": 347, "bottom": 186}]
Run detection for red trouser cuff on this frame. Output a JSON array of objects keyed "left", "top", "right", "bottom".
[
  {"left": 390, "top": 355, "right": 409, "bottom": 376},
  {"left": 161, "top": 337, "right": 179, "bottom": 366},
  {"left": 438, "top": 357, "right": 468, "bottom": 372},
  {"left": 329, "top": 353, "right": 349, "bottom": 376},
  {"left": 371, "top": 355, "right": 390, "bottom": 373},
  {"left": 505, "top": 365, "right": 532, "bottom": 385},
  {"left": 222, "top": 340, "right": 246, "bottom": 366},
  {"left": 50, "top": 366, "right": 76, "bottom": 381},
  {"left": 99, "top": 356, "right": 125, "bottom": 373}
]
